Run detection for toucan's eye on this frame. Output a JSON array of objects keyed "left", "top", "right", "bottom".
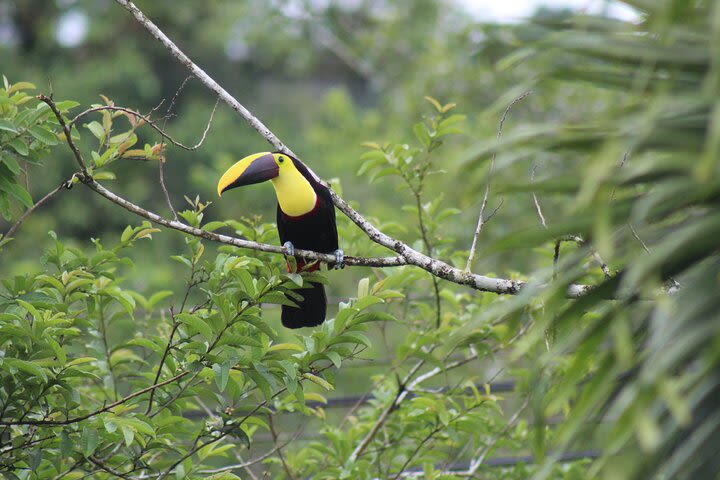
[{"left": 278, "top": 156, "right": 284, "bottom": 163}]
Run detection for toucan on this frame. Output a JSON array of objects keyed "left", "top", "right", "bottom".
[{"left": 217, "top": 151, "right": 342, "bottom": 329}]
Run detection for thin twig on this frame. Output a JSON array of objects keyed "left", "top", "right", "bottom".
[
  {"left": 98, "top": 300, "right": 118, "bottom": 401},
  {"left": 464, "top": 398, "right": 529, "bottom": 475},
  {"left": 348, "top": 360, "right": 425, "bottom": 463},
  {"left": 146, "top": 266, "right": 201, "bottom": 414},
  {"left": 155, "top": 389, "right": 286, "bottom": 480},
  {"left": 610, "top": 150, "right": 629, "bottom": 201},
  {"left": 158, "top": 77, "right": 191, "bottom": 220},
  {"left": 531, "top": 163, "right": 547, "bottom": 228},
  {"left": 412, "top": 189, "right": 442, "bottom": 327},
  {"left": 37, "top": 95, "right": 87, "bottom": 173},
  {"left": 391, "top": 399, "right": 490, "bottom": 480},
  {"left": 268, "top": 414, "right": 297, "bottom": 480},
  {"left": 553, "top": 240, "right": 561, "bottom": 280},
  {"left": 395, "top": 400, "right": 532, "bottom": 478},
  {"left": 0, "top": 434, "right": 53, "bottom": 454},
  {"left": 69, "top": 102, "right": 219, "bottom": 152},
  {"left": 87, "top": 456, "right": 133, "bottom": 478},
  {"left": 0, "top": 371, "right": 188, "bottom": 426},
  {"left": 197, "top": 429, "right": 302, "bottom": 474},
  {"left": 628, "top": 223, "right": 650, "bottom": 254},
  {"left": 4, "top": 181, "right": 66, "bottom": 239},
  {"left": 144, "top": 320, "right": 179, "bottom": 414},
  {"left": 158, "top": 157, "right": 176, "bottom": 220},
  {"left": 534, "top": 165, "right": 610, "bottom": 278},
  {"left": 466, "top": 91, "right": 532, "bottom": 271}
]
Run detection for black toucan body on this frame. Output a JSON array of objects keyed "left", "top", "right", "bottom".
[{"left": 217, "top": 151, "right": 341, "bottom": 328}]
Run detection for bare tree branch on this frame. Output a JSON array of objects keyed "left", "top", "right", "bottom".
[
  {"left": 69, "top": 104, "right": 217, "bottom": 152},
  {"left": 466, "top": 91, "right": 532, "bottom": 271},
  {"left": 531, "top": 163, "right": 547, "bottom": 228},
  {"left": 82, "top": 176, "right": 404, "bottom": 267}
]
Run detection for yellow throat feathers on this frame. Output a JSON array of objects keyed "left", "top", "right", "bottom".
[{"left": 271, "top": 161, "right": 318, "bottom": 217}]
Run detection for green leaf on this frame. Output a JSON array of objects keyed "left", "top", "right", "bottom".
[
  {"left": 60, "top": 430, "right": 73, "bottom": 458},
  {"left": 259, "top": 291, "right": 298, "bottom": 307},
  {"left": 85, "top": 121, "right": 105, "bottom": 140},
  {"left": 93, "top": 171, "right": 116, "bottom": 181},
  {"left": 170, "top": 255, "right": 193, "bottom": 268},
  {"left": 245, "top": 369, "right": 272, "bottom": 401},
  {"left": 8, "top": 138, "right": 28, "bottom": 156},
  {"left": 424, "top": 96, "right": 443, "bottom": 112},
  {"left": 66, "top": 357, "right": 97, "bottom": 367},
  {"left": 330, "top": 331, "right": 371, "bottom": 348},
  {"left": 82, "top": 425, "right": 99, "bottom": 457},
  {"left": 304, "top": 392, "right": 328, "bottom": 404},
  {"left": 287, "top": 273, "right": 303, "bottom": 287},
  {"left": 3, "top": 358, "right": 48, "bottom": 382},
  {"left": 44, "top": 333, "right": 67, "bottom": 364},
  {"left": 147, "top": 290, "right": 173, "bottom": 309},
  {"left": 636, "top": 412, "right": 661, "bottom": 451},
  {"left": 357, "top": 277, "right": 370, "bottom": 299},
  {"left": 209, "top": 473, "right": 242, "bottom": 480},
  {"left": 302, "top": 372, "right": 334, "bottom": 391},
  {"left": 350, "top": 311, "right": 396, "bottom": 326},
  {"left": 243, "top": 315, "right": 277, "bottom": 339},
  {"left": 54, "top": 100, "right": 80, "bottom": 111},
  {"left": 121, "top": 417, "right": 155, "bottom": 436},
  {"left": 121, "top": 424, "right": 135, "bottom": 446},
  {"left": 0, "top": 119, "right": 17, "bottom": 133},
  {"left": 0, "top": 178, "right": 33, "bottom": 208},
  {"left": 413, "top": 122, "right": 431, "bottom": 148},
  {"left": 436, "top": 114, "right": 466, "bottom": 137},
  {"left": 267, "top": 342, "right": 305, "bottom": 353},
  {"left": 354, "top": 296, "right": 383, "bottom": 311},
  {"left": 27, "top": 125, "right": 59, "bottom": 145},
  {"left": 16, "top": 299, "right": 40, "bottom": 320},
  {"left": 176, "top": 313, "right": 214, "bottom": 342},
  {"left": 126, "top": 338, "right": 165, "bottom": 355},
  {"left": 1, "top": 155, "right": 21, "bottom": 175},
  {"left": 213, "top": 362, "right": 230, "bottom": 392},
  {"left": 325, "top": 351, "right": 342, "bottom": 368},
  {"left": 202, "top": 221, "right": 228, "bottom": 232},
  {"left": 7, "top": 81, "right": 35, "bottom": 94},
  {"left": 333, "top": 306, "right": 358, "bottom": 334}
]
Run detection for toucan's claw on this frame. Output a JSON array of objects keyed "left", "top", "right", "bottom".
[
  {"left": 333, "top": 249, "right": 345, "bottom": 269},
  {"left": 283, "top": 241, "right": 296, "bottom": 257}
]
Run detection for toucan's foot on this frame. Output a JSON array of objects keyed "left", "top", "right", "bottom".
[
  {"left": 283, "top": 241, "right": 296, "bottom": 257},
  {"left": 333, "top": 249, "right": 345, "bottom": 269}
]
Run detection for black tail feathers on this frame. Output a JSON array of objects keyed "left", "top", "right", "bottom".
[{"left": 281, "top": 282, "right": 326, "bottom": 329}]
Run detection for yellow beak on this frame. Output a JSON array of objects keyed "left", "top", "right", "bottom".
[{"left": 217, "top": 152, "right": 279, "bottom": 197}]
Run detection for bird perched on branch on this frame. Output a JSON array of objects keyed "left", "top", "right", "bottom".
[{"left": 217, "top": 151, "right": 342, "bottom": 329}]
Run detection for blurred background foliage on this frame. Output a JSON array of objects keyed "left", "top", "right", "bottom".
[{"left": 1, "top": 0, "right": 719, "bottom": 479}]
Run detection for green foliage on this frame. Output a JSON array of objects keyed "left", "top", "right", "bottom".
[
  {"left": 0, "top": 217, "right": 390, "bottom": 477},
  {"left": 0, "top": 78, "right": 66, "bottom": 220}
]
